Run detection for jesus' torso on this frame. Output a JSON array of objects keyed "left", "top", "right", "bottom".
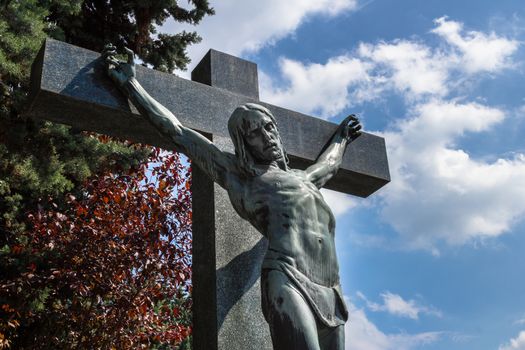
[{"left": 226, "top": 166, "right": 340, "bottom": 287}]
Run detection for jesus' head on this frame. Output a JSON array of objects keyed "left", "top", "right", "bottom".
[{"left": 228, "top": 103, "right": 289, "bottom": 176}]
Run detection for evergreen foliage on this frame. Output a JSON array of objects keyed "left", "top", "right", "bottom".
[
  {"left": 52, "top": 0, "right": 214, "bottom": 72},
  {"left": 0, "top": 0, "right": 213, "bottom": 236},
  {"left": 0, "top": 0, "right": 213, "bottom": 348}
]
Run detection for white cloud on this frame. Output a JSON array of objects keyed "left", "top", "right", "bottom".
[
  {"left": 515, "top": 318, "right": 525, "bottom": 326},
  {"left": 499, "top": 331, "right": 525, "bottom": 350},
  {"left": 260, "top": 16, "right": 519, "bottom": 119},
  {"left": 353, "top": 17, "right": 518, "bottom": 100},
  {"left": 261, "top": 56, "right": 371, "bottom": 118},
  {"left": 321, "top": 188, "right": 359, "bottom": 217},
  {"left": 357, "top": 291, "right": 442, "bottom": 320},
  {"left": 163, "top": 0, "right": 358, "bottom": 74},
  {"left": 432, "top": 16, "right": 519, "bottom": 73},
  {"left": 346, "top": 299, "right": 442, "bottom": 350},
  {"left": 257, "top": 17, "right": 523, "bottom": 251},
  {"left": 358, "top": 40, "right": 451, "bottom": 98},
  {"left": 166, "top": 9, "right": 525, "bottom": 251},
  {"left": 381, "top": 100, "right": 525, "bottom": 250}
]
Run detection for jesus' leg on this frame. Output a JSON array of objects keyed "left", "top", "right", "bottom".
[
  {"left": 261, "top": 269, "right": 321, "bottom": 350},
  {"left": 318, "top": 323, "right": 344, "bottom": 350}
]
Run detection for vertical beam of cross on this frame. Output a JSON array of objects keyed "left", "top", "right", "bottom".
[{"left": 191, "top": 50, "right": 272, "bottom": 350}]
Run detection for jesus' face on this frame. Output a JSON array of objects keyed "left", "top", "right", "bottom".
[{"left": 242, "top": 110, "right": 284, "bottom": 164}]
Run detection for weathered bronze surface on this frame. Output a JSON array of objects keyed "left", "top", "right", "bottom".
[{"left": 103, "top": 45, "right": 363, "bottom": 350}]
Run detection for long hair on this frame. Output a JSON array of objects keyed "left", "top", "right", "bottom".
[{"left": 228, "top": 103, "right": 289, "bottom": 177}]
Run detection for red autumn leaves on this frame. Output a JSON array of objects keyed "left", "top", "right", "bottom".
[{"left": 1, "top": 148, "right": 193, "bottom": 349}]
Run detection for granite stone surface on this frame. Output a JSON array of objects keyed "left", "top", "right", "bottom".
[
  {"left": 190, "top": 56, "right": 272, "bottom": 350},
  {"left": 191, "top": 158, "right": 218, "bottom": 350},
  {"left": 192, "top": 49, "right": 259, "bottom": 100},
  {"left": 27, "top": 38, "right": 390, "bottom": 198},
  {"left": 192, "top": 135, "right": 272, "bottom": 350},
  {"left": 213, "top": 135, "right": 271, "bottom": 350}
]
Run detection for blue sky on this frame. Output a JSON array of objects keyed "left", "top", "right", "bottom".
[{"left": 164, "top": 1, "right": 525, "bottom": 349}]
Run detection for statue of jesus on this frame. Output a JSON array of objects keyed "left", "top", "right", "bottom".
[{"left": 103, "top": 45, "right": 361, "bottom": 350}]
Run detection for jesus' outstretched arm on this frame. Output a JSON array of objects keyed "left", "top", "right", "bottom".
[
  {"left": 305, "top": 114, "right": 361, "bottom": 188},
  {"left": 102, "top": 45, "right": 235, "bottom": 188}
]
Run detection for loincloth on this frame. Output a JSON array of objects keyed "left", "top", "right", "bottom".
[{"left": 261, "top": 250, "right": 348, "bottom": 328}]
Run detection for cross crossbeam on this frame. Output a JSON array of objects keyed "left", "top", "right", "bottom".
[{"left": 28, "top": 39, "right": 389, "bottom": 197}]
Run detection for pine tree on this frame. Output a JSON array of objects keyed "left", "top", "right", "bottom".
[
  {"left": 0, "top": 1, "right": 213, "bottom": 348},
  {"left": 0, "top": 0, "right": 213, "bottom": 236},
  {"left": 52, "top": 0, "right": 214, "bottom": 72}
]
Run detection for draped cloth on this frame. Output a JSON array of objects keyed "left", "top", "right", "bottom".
[{"left": 261, "top": 249, "right": 348, "bottom": 328}]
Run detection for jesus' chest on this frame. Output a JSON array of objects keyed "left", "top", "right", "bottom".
[{"left": 233, "top": 169, "right": 333, "bottom": 234}]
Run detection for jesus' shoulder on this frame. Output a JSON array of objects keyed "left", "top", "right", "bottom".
[{"left": 166, "top": 125, "right": 245, "bottom": 189}]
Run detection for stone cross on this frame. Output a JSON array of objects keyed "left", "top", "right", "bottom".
[{"left": 27, "top": 39, "right": 390, "bottom": 350}]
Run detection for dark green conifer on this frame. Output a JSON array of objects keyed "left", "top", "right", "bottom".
[{"left": 0, "top": 0, "right": 213, "bottom": 235}]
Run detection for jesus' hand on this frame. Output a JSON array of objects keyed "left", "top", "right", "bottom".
[
  {"left": 102, "top": 44, "right": 136, "bottom": 87},
  {"left": 339, "top": 114, "right": 362, "bottom": 142}
]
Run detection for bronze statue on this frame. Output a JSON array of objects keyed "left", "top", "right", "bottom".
[{"left": 103, "top": 45, "right": 361, "bottom": 350}]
